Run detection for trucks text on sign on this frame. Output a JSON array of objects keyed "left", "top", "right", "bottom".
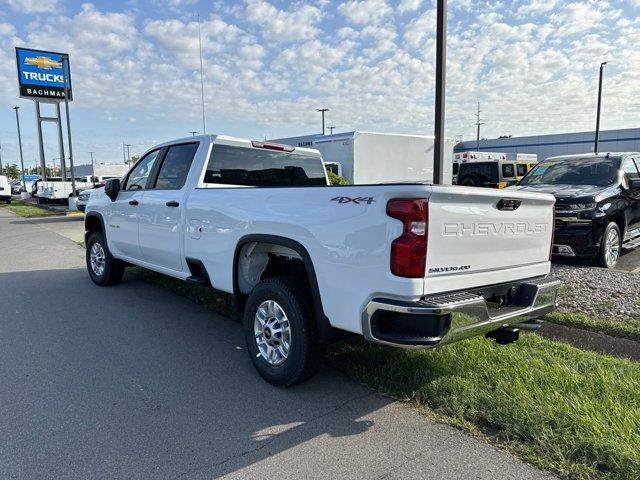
[{"left": 15, "top": 47, "right": 72, "bottom": 101}]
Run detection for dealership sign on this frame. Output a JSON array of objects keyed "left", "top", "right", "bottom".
[{"left": 15, "top": 47, "right": 72, "bottom": 101}]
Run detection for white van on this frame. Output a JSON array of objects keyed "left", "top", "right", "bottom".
[{"left": 0, "top": 176, "right": 11, "bottom": 203}]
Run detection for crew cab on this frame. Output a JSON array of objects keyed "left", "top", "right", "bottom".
[
  {"left": 84, "top": 135, "right": 560, "bottom": 386},
  {"left": 515, "top": 153, "right": 640, "bottom": 268}
]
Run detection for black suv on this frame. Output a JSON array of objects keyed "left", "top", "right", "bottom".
[{"left": 515, "top": 153, "right": 640, "bottom": 268}]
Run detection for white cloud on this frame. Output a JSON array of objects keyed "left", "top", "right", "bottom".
[
  {"left": 517, "top": 0, "right": 557, "bottom": 15},
  {"left": 244, "top": 0, "right": 322, "bottom": 42},
  {"left": 4, "top": 0, "right": 58, "bottom": 13},
  {"left": 338, "top": 0, "right": 392, "bottom": 25},
  {"left": 398, "top": 0, "right": 422, "bottom": 13},
  {"left": 404, "top": 8, "right": 436, "bottom": 48}
]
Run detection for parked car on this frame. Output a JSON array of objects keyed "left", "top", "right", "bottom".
[
  {"left": 85, "top": 135, "right": 560, "bottom": 386},
  {"left": 0, "top": 176, "right": 11, "bottom": 203},
  {"left": 10, "top": 180, "right": 22, "bottom": 194},
  {"left": 515, "top": 153, "right": 640, "bottom": 268},
  {"left": 76, "top": 188, "right": 96, "bottom": 212},
  {"left": 456, "top": 160, "right": 518, "bottom": 188}
]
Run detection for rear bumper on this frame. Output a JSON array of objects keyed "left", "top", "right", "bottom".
[{"left": 361, "top": 276, "right": 561, "bottom": 348}]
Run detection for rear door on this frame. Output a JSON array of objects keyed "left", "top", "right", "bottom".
[
  {"left": 138, "top": 142, "right": 198, "bottom": 271},
  {"left": 425, "top": 186, "right": 555, "bottom": 293}
]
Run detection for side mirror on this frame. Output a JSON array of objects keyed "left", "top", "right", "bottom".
[{"left": 104, "top": 178, "right": 121, "bottom": 201}]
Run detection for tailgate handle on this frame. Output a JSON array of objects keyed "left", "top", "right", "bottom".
[{"left": 497, "top": 198, "right": 521, "bottom": 211}]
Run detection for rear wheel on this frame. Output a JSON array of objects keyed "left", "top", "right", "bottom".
[
  {"left": 596, "top": 222, "right": 621, "bottom": 269},
  {"left": 86, "top": 231, "right": 125, "bottom": 286},
  {"left": 243, "top": 277, "right": 324, "bottom": 387}
]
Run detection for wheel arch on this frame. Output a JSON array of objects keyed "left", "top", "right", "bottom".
[
  {"left": 233, "top": 234, "right": 333, "bottom": 342},
  {"left": 84, "top": 212, "right": 106, "bottom": 244}
]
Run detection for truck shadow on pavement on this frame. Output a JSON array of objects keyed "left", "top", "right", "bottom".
[{"left": 0, "top": 267, "right": 393, "bottom": 480}]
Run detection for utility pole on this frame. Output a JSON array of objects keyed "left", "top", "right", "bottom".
[
  {"left": 123, "top": 143, "right": 133, "bottom": 166},
  {"left": 474, "top": 102, "right": 484, "bottom": 151},
  {"left": 198, "top": 14, "right": 207, "bottom": 134},
  {"left": 126, "top": 144, "right": 131, "bottom": 165},
  {"left": 432, "top": 0, "right": 447, "bottom": 185},
  {"left": 189, "top": 131, "right": 198, "bottom": 136},
  {"left": 14, "top": 106, "right": 26, "bottom": 192},
  {"left": 316, "top": 108, "right": 329, "bottom": 135},
  {"left": 0, "top": 142, "right": 3, "bottom": 174},
  {"left": 328, "top": 126, "right": 336, "bottom": 134},
  {"left": 89, "top": 151, "right": 96, "bottom": 187},
  {"left": 594, "top": 61, "right": 610, "bottom": 154}
]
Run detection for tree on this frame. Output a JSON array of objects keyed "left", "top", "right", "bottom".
[
  {"left": 1, "top": 164, "right": 20, "bottom": 179},
  {"left": 327, "top": 171, "right": 349, "bottom": 185}
]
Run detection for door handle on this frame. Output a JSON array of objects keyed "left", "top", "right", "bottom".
[
  {"left": 129, "top": 200, "right": 139, "bottom": 206},
  {"left": 166, "top": 201, "right": 180, "bottom": 207}
]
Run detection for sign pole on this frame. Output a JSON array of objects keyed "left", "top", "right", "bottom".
[
  {"left": 34, "top": 100, "right": 47, "bottom": 182},
  {"left": 14, "top": 106, "right": 27, "bottom": 192},
  {"left": 61, "top": 55, "right": 76, "bottom": 197},
  {"left": 55, "top": 102, "right": 67, "bottom": 181}
]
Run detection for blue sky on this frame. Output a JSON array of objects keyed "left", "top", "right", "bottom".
[{"left": 0, "top": 0, "right": 639, "bottom": 170}]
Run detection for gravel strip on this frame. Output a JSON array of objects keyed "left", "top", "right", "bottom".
[{"left": 551, "top": 263, "right": 640, "bottom": 319}]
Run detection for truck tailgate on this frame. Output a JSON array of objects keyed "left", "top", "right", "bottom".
[{"left": 425, "top": 186, "right": 555, "bottom": 295}]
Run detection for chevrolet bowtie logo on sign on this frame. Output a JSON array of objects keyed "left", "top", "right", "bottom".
[
  {"left": 24, "top": 56, "right": 63, "bottom": 70},
  {"left": 15, "top": 47, "right": 72, "bottom": 101}
]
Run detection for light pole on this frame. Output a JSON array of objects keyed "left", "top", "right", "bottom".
[
  {"left": 432, "top": 0, "right": 447, "bottom": 185},
  {"left": 89, "top": 151, "right": 96, "bottom": 187},
  {"left": 594, "top": 61, "right": 611, "bottom": 155},
  {"left": 14, "top": 106, "right": 26, "bottom": 192},
  {"left": 316, "top": 108, "right": 329, "bottom": 135}
]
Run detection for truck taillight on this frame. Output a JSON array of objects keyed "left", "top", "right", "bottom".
[
  {"left": 549, "top": 206, "right": 555, "bottom": 260},
  {"left": 387, "top": 198, "right": 428, "bottom": 278}
]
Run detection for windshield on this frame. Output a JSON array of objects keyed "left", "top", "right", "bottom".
[{"left": 519, "top": 157, "right": 621, "bottom": 186}]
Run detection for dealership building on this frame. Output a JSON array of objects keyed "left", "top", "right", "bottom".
[{"left": 454, "top": 127, "right": 640, "bottom": 160}]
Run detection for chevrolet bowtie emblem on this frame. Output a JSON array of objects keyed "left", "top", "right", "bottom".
[{"left": 24, "top": 56, "right": 62, "bottom": 70}]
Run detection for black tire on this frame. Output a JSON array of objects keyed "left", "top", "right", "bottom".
[
  {"left": 243, "top": 277, "right": 324, "bottom": 387},
  {"left": 595, "top": 222, "right": 621, "bottom": 269},
  {"left": 86, "top": 231, "right": 125, "bottom": 286},
  {"left": 459, "top": 175, "right": 478, "bottom": 187}
]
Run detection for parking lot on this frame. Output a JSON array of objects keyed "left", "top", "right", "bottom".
[{"left": 0, "top": 208, "right": 562, "bottom": 480}]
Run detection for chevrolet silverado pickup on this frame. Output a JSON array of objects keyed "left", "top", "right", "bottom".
[
  {"left": 84, "top": 135, "right": 561, "bottom": 386},
  {"left": 515, "top": 153, "right": 640, "bottom": 268}
]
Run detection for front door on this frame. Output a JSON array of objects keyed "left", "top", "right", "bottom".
[
  {"left": 106, "top": 149, "right": 161, "bottom": 260},
  {"left": 138, "top": 142, "right": 199, "bottom": 271},
  {"left": 624, "top": 157, "right": 640, "bottom": 237}
]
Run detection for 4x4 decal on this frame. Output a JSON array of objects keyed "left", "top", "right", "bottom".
[{"left": 331, "top": 196, "right": 375, "bottom": 205}]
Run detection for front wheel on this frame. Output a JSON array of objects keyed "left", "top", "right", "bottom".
[
  {"left": 243, "top": 277, "right": 324, "bottom": 387},
  {"left": 86, "top": 231, "right": 125, "bottom": 286},
  {"left": 596, "top": 222, "right": 621, "bottom": 269}
]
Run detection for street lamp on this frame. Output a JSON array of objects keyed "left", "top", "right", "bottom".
[
  {"left": 316, "top": 108, "right": 329, "bottom": 135},
  {"left": 594, "top": 61, "right": 611, "bottom": 154},
  {"left": 14, "top": 106, "right": 27, "bottom": 192}
]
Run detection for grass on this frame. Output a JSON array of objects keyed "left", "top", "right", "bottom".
[
  {"left": 327, "top": 335, "right": 640, "bottom": 480},
  {"left": 0, "top": 200, "right": 60, "bottom": 218},
  {"left": 546, "top": 311, "right": 640, "bottom": 342},
  {"left": 130, "top": 267, "right": 640, "bottom": 480}
]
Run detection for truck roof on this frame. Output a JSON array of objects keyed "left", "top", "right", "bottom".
[{"left": 545, "top": 152, "right": 639, "bottom": 161}]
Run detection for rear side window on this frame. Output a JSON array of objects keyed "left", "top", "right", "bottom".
[
  {"left": 516, "top": 164, "right": 527, "bottom": 176},
  {"left": 204, "top": 144, "right": 327, "bottom": 187},
  {"left": 154, "top": 143, "right": 198, "bottom": 190},
  {"left": 502, "top": 164, "right": 515, "bottom": 178}
]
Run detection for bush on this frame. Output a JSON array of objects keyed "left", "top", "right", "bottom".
[{"left": 327, "top": 171, "right": 349, "bottom": 185}]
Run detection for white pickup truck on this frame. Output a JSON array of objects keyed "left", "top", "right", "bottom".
[{"left": 85, "top": 135, "right": 561, "bottom": 386}]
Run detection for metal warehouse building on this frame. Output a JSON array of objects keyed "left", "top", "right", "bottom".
[{"left": 454, "top": 127, "right": 640, "bottom": 160}]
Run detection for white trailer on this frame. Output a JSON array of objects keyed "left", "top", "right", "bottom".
[
  {"left": 39, "top": 178, "right": 93, "bottom": 200},
  {"left": 270, "top": 131, "right": 454, "bottom": 185}
]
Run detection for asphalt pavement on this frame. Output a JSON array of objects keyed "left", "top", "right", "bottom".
[{"left": 0, "top": 208, "right": 556, "bottom": 480}]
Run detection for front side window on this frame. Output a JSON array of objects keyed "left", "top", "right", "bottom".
[
  {"left": 622, "top": 157, "right": 639, "bottom": 177},
  {"left": 204, "top": 144, "right": 327, "bottom": 187},
  {"left": 154, "top": 143, "right": 198, "bottom": 190},
  {"left": 124, "top": 150, "right": 160, "bottom": 190}
]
